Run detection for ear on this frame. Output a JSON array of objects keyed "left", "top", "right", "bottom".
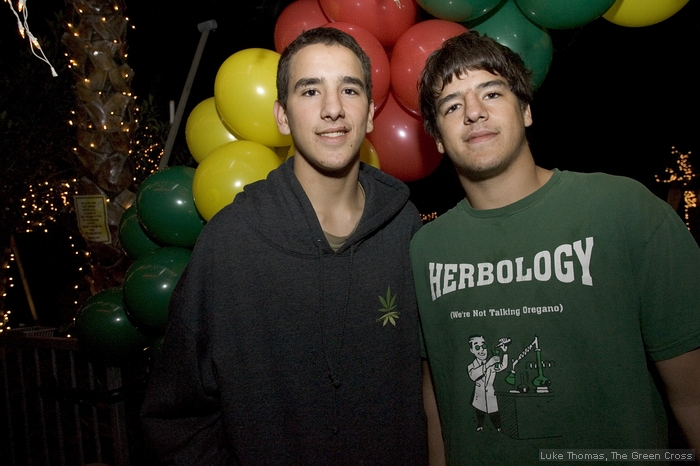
[
  {"left": 436, "top": 139, "right": 445, "bottom": 154},
  {"left": 365, "top": 100, "right": 375, "bottom": 134},
  {"left": 274, "top": 100, "right": 291, "bottom": 135},
  {"left": 523, "top": 104, "right": 533, "bottom": 128}
]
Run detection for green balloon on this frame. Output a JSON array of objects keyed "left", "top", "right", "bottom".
[
  {"left": 417, "top": 0, "right": 502, "bottom": 22},
  {"left": 136, "top": 166, "right": 206, "bottom": 248},
  {"left": 118, "top": 204, "right": 161, "bottom": 260},
  {"left": 515, "top": 0, "right": 616, "bottom": 29},
  {"left": 74, "top": 288, "right": 151, "bottom": 365},
  {"left": 122, "top": 246, "right": 191, "bottom": 334},
  {"left": 467, "top": 0, "right": 553, "bottom": 89}
]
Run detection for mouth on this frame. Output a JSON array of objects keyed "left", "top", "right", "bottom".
[
  {"left": 466, "top": 129, "right": 497, "bottom": 144},
  {"left": 318, "top": 127, "right": 349, "bottom": 138}
]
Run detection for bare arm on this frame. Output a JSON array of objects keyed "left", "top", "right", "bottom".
[
  {"left": 423, "top": 360, "right": 446, "bottom": 466},
  {"left": 655, "top": 347, "right": 700, "bottom": 458}
]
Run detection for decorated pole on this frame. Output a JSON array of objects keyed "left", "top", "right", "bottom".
[{"left": 61, "top": 0, "right": 136, "bottom": 294}]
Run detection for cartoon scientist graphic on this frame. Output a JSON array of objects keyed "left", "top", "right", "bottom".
[{"left": 467, "top": 335, "right": 510, "bottom": 432}]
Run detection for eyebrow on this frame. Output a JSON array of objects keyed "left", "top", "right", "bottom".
[
  {"left": 293, "top": 75, "right": 365, "bottom": 93},
  {"left": 436, "top": 78, "right": 509, "bottom": 112}
]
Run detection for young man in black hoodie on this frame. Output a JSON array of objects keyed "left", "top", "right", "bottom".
[{"left": 141, "top": 27, "right": 433, "bottom": 465}]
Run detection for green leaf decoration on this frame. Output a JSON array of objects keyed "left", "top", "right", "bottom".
[{"left": 377, "top": 286, "right": 399, "bottom": 326}]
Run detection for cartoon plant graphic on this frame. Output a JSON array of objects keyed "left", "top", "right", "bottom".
[{"left": 377, "top": 286, "right": 399, "bottom": 326}]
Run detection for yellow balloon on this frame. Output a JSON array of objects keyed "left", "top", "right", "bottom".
[
  {"left": 282, "top": 138, "right": 380, "bottom": 169},
  {"left": 603, "top": 0, "right": 689, "bottom": 27},
  {"left": 360, "top": 138, "right": 381, "bottom": 170},
  {"left": 214, "top": 48, "right": 292, "bottom": 148},
  {"left": 185, "top": 97, "right": 238, "bottom": 163},
  {"left": 192, "top": 140, "right": 282, "bottom": 221}
]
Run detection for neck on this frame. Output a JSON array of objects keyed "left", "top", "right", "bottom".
[
  {"left": 460, "top": 155, "right": 553, "bottom": 210},
  {"left": 294, "top": 157, "right": 365, "bottom": 237}
]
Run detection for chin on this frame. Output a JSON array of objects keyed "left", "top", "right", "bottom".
[
  {"left": 314, "top": 159, "right": 358, "bottom": 179},
  {"left": 457, "top": 163, "right": 509, "bottom": 182}
]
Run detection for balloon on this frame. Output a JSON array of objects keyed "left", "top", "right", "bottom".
[
  {"left": 390, "top": 19, "right": 468, "bottom": 116},
  {"left": 185, "top": 97, "right": 238, "bottom": 163},
  {"left": 74, "top": 288, "right": 151, "bottom": 364},
  {"left": 122, "top": 247, "right": 192, "bottom": 334},
  {"left": 467, "top": 0, "right": 553, "bottom": 90},
  {"left": 136, "top": 166, "right": 206, "bottom": 248},
  {"left": 515, "top": 0, "right": 615, "bottom": 29},
  {"left": 193, "top": 140, "right": 282, "bottom": 221},
  {"left": 323, "top": 22, "right": 391, "bottom": 108},
  {"left": 118, "top": 204, "right": 161, "bottom": 260},
  {"left": 603, "top": 0, "right": 689, "bottom": 27},
  {"left": 274, "top": 0, "right": 330, "bottom": 53},
  {"left": 367, "top": 92, "right": 442, "bottom": 182},
  {"left": 319, "top": 0, "right": 418, "bottom": 48},
  {"left": 360, "top": 138, "right": 381, "bottom": 169},
  {"left": 416, "top": 0, "right": 501, "bottom": 22},
  {"left": 215, "top": 48, "right": 292, "bottom": 148}
]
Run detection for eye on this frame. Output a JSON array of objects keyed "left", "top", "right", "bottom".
[
  {"left": 444, "top": 103, "right": 460, "bottom": 115},
  {"left": 301, "top": 89, "right": 318, "bottom": 97},
  {"left": 484, "top": 92, "right": 501, "bottom": 100},
  {"left": 342, "top": 87, "right": 360, "bottom": 95}
]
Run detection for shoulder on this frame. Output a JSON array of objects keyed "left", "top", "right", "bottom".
[
  {"left": 561, "top": 170, "right": 656, "bottom": 198},
  {"left": 411, "top": 204, "right": 462, "bottom": 242},
  {"left": 558, "top": 170, "right": 669, "bottom": 214}
]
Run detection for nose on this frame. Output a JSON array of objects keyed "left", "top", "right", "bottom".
[
  {"left": 464, "top": 93, "right": 487, "bottom": 124},
  {"left": 321, "top": 91, "right": 345, "bottom": 121}
]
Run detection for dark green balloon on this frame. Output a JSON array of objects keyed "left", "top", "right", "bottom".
[
  {"left": 467, "top": 0, "right": 553, "bottom": 90},
  {"left": 417, "top": 0, "right": 502, "bottom": 22},
  {"left": 74, "top": 288, "right": 151, "bottom": 365},
  {"left": 122, "top": 246, "right": 192, "bottom": 334},
  {"left": 515, "top": 0, "right": 616, "bottom": 29},
  {"left": 136, "top": 166, "right": 206, "bottom": 248},
  {"left": 119, "top": 204, "right": 161, "bottom": 260}
]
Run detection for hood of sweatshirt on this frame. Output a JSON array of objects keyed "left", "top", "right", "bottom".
[{"left": 221, "top": 157, "right": 412, "bottom": 256}]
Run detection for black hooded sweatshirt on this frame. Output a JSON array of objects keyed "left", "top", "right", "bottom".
[{"left": 141, "top": 159, "right": 429, "bottom": 465}]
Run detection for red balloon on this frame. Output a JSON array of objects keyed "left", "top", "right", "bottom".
[
  {"left": 323, "top": 22, "right": 391, "bottom": 109},
  {"left": 274, "top": 0, "right": 330, "bottom": 53},
  {"left": 319, "top": 0, "right": 418, "bottom": 48},
  {"left": 390, "top": 19, "right": 468, "bottom": 116},
  {"left": 368, "top": 92, "right": 442, "bottom": 182}
]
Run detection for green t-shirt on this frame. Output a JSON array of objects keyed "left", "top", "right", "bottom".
[{"left": 411, "top": 170, "right": 700, "bottom": 465}]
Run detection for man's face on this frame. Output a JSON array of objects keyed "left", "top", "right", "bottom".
[
  {"left": 274, "top": 43, "right": 374, "bottom": 174},
  {"left": 470, "top": 336, "right": 487, "bottom": 361},
  {"left": 434, "top": 69, "right": 532, "bottom": 182}
]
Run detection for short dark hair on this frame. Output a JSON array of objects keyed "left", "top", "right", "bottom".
[
  {"left": 276, "top": 27, "right": 373, "bottom": 107},
  {"left": 418, "top": 31, "right": 533, "bottom": 140}
]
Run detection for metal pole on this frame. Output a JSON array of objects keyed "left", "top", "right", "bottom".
[
  {"left": 9, "top": 235, "right": 38, "bottom": 324},
  {"left": 158, "top": 20, "right": 218, "bottom": 170}
]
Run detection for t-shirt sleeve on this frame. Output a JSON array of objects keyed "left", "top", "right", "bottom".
[{"left": 638, "top": 207, "right": 700, "bottom": 361}]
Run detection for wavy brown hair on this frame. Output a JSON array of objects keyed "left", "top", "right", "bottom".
[{"left": 419, "top": 31, "right": 533, "bottom": 140}]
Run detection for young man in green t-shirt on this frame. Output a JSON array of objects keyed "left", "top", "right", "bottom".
[{"left": 413, "top": 31, "right": 700, "bottom": 465}]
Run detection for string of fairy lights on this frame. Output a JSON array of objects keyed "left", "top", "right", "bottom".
[
  {"left": 0, "top": 121, "right": 163, "bottom": 332},
  {"left": 655, "top": 146, "right": 696, "bottom": 227},
  {"left": 3, "top": 0, "right": 57, "bottom": 76}
]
